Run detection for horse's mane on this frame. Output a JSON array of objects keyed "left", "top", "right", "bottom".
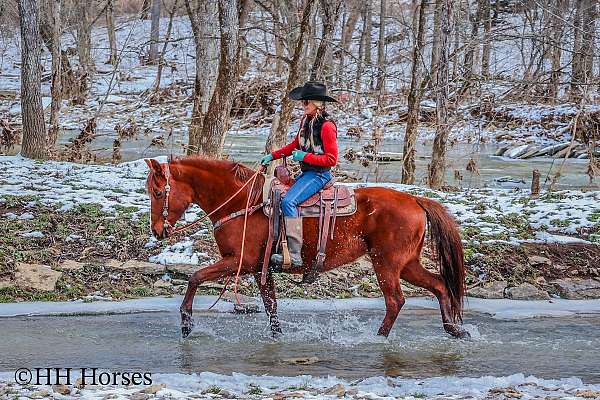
[{"left": 174, "top": 156, "right": 265, "bottom": 205}]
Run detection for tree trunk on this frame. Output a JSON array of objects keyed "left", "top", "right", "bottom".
[
  {"left": 462, "top": 0, "right": 483, "bottom": 82},
  {"left": 155, "top": 0, "right": 178, "bottom": 91},
  {"left": 18, "top": 0, "right": 47, "bottom": 159},
  {"left": 266, "top": 0, "right": 316, "bottom": 155},
  {"left": 76, "top": 1, "right": 93, "bottom": 72},
  {"left": 548, "top": 0, "right": 566, "bottom": 102},
  {"left": 106, "top": 0, "right": 117, "bottom": 65},
  {"left": 364, "top": 1, "right": 372, "bottom": 67},
  {"left": 338, "top": 0, "right": 360, "bottom": 86},
  {"left": 309, "top": 0, "right": 342, "bottom": 82},
  {"left": 401, "top": 0, "right": 427, "bottom": 185},
  {"left": 48, "top": 0, "right": 61, "bottom": 147},
  {"left": 354, "top": 3, "right": 368, "bottom": 107},
  {"left": 375, "top": 0, "right": 386, "bottom": 102},
  {"left": 193, "top": 0, "right": 246, "bottom": 157},
  {"left": 148, "top": 0, "right": 161, "bottom": 64},
  {"left": 571, "top": 0, "right": 596, "bottom": 101},
  {"left": 428, "top": 0, "right": 453, "bottom": 190},
  {"left": 140, "top": 0, "right": 151, "bottom": 19},
  {"left": 480, "top": 0, "right": 491, "bottom": 77},
  {"left": 185, "top": 0, "right": 219, "bottom": 155},
  {"left": 429, "top": 0, "right": 443, "bottom": 88}
]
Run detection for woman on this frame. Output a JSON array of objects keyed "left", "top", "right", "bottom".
[{"left": 260, "top": 81, "right": 338, "bottom": 268}]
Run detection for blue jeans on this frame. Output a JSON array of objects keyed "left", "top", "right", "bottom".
[{"left": 281, "top": 170, "right": 332, "bottom": 217}]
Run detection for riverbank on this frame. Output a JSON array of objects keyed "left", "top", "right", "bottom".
[{"left": 1, "top": 155, "right": 599, "bottom": 303}]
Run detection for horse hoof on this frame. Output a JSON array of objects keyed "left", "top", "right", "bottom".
[
  {"left": 456, "top": 329, "right": 471, "bottom": 340},
  {"left": 181, "top": 325, "right": 193, "bottom": 338}
]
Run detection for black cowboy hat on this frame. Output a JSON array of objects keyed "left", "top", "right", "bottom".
[{"left": 288, "top": 81, "right": 338, "bottom": 103}]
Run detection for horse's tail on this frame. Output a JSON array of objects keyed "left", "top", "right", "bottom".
[{"left": 414, "top": 196, "right": 465, "bottom": 323}]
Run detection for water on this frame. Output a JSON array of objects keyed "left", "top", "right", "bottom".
[
  {"left": 56, "top": 130, "right": 594, "bottom": 190},
  {"left": 1, "top": 308, "right": 598, "bottom": 383}
]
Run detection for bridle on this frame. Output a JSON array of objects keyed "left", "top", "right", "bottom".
[{"left": 156, "top": 161, "right": 266, "bottom": 236}]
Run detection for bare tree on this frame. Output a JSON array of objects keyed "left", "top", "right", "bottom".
[
  {"left": 338, "top": 0, "right": 361, "bottom": 86},
  {"left": 192, "top": 0, "right": 250, "bottom": 157},
  {"left": 76, "top": 1, "right": 94, "bottom": 72},
  {"left": 570, "top": 0, "right": 596, "bottom": 101},
  {"left": 106, "top": 0, "right": 117, "bottom": 65},
  {"left": 375, "top": 0, "right": 386, "bottom": 102},
  {"left": 548, "top": 0, "right": 566, "bottom": 102},
  {"left": 48, "top": 0, "right": 61, "bottom": 146},
  {"left": 155, "top": 0, "right": 179, "bottom": 91},
  {"left": 185, "top": 0, "right": 219, "bottom": 155},
  {"left": 266, "top": 0, "right": 316, "bottom": 155},
  {"left": 428, "top": 0, "right": 453, "bottom": 189},
  {"left": 18, "top": 0, "right": 47, "bottom": 159},
  {"left": 310, "top": 0, "right": 342, "bottom": 82},
  {"left": 401, "top": 0, "right": 427, "bottom": 185},
  {"left": 148, "top": 0, "right": 161, "bottom": 64},
  {"left": 354, "top": 2, "right": 368, "bottom": 106},
  {"left": 480, "top": 0, "right": 491, "bottom": 77},
  {"left": 428, "top": 0, "right": 443, "bottom": 88}
]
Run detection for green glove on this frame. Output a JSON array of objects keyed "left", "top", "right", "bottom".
[
  {"left": 292, "top": 150, "right": 307, "bottom": 162},
  {"left": 260, "top": 154, "right": 274, "bottom": 166}
]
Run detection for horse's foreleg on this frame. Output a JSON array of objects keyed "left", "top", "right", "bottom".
[
  {"left": 180, "top": 257, "right": 237, "bottom": 338},
  {"left": 254, "top": 272, "right": 282, "bottom": 337}
]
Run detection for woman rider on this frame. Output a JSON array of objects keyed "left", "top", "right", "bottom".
[{"left": 260, "top": 81, "right": 338, "bottom": 268}]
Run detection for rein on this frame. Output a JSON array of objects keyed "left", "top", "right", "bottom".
[
  {"left": 159, "top": 162, "right": 266, "bottom": 307},
  {"left": 161, "top": 163, "right": 265, "bottom": 235}
]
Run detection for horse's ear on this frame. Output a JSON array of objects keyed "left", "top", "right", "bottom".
[{"left": 144, "top": 158, "right": 163, "bottom": 176}]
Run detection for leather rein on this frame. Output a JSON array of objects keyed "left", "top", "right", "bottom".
[{"left": 160, "top": 163, "right": 266, "bottom": 236}]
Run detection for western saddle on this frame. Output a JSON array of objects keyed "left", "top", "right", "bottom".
[{"left": 261, "top": 160, "right": 357, "bottom": 284}]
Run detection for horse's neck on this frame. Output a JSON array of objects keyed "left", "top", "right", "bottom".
[{"left": 181, "top": 162, "right": 251, "bottom": 221}]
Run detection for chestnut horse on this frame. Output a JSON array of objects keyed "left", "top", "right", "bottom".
[{"left": 144, "top": 156, "right": 469, "bottom": 339}]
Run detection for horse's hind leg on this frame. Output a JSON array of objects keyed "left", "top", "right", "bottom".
[
  {"left": 402, "top": 260, "right": 469, "bottom": 339},
  {"left": 254, "top": 272, "right": 282, "bottom": 337},
  {"left": 371, "top": 253, "right": 406, "bottom": 337}
]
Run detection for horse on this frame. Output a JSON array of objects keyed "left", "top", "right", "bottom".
[{"left": 144, "top": 156, "right": 470, "bottom": 339}]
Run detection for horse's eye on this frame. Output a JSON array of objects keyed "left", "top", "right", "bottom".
[{"left": 154, "top": 191, "right": 163, "bottom": 198}]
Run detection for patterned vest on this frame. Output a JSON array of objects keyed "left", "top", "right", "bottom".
[{"left": 298, "top": 112, "right": 337, "bottom": 172}]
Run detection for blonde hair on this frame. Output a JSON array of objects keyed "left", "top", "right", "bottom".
[{"left": 311, "top": 100, "right": 324, "bottom": 109}]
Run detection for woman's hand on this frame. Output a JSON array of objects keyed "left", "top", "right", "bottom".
[
  {"left": 292, "top": 150, "right": 307, "bottom": 162},
  {"left": 260, "top": 154, "right": 274, "bottom": 166}
]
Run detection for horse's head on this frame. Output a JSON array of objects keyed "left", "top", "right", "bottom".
[{"left": 145, "top": 158, "right": 194, "bottom": 239}]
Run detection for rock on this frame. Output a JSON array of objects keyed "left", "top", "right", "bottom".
[
  {"left": 468, "top": 281, "right": 507, "bottom": 299},
  {"left": 106, "top": 259, "right": 123, "bottom": 268},
  {"left": 323, "top": 384, "right": 346, "bottom": 397},
  {"left": 172, "top": 279, "right": 187, "bottom": 285},
  {"left": 535, "top": 143, "right": 569, "bottom": 157},
  {"left": 129, "top": 393, "right": 149, "bottom": 400},
  {"left": 52, "top": 384, "right": 71, "bottom": 395},
  {"left": 518, "top": 146, "right": 541, "bottom": 159},
  {"left": 282, "top": 356, "right": 319, "bottom": 365},
  {"left": 528, "top": 255, "right": 552, "bottom": 266},
  {"left": 233, "top": 303, "right": 260, "bottom": 314},
  {"left": 576, "top": 389, "right": 600, "bottom": 399},
  {"left": 57, "top": 260, "right": 85, "bottom": 271},
  {"left": 505, "top": 283, "right": 550, "bottom": 300},
  {"left": 494, "top": 146, "right": 510, "bottom": 156},
  {"left": 505, "top": 144, "right": 530, "bottom": 158},
  {"left": 550, "top": 278, "right": 600, "bottom": 299},
  {"left": 221, "top": 291, "right": 256, "bottom": 304},
  {"left": 30, "top": 389, "right": 51, "bottom": 399},
  {"left": 166, "top": 264, "right": 198, "bottom": 277},
  {"left": 116, "top": 260, "right": 165, "bottom": 275},
  {"left": 14, "top": 263, "right": 62, "bottom": 291},
  {"left": 153, "top": 279, "right": 172, "bottom": 289},
  {"left": 0, "top": 280, "right": 12, "bottom": 289},
  {"left": 140, "top": 384, "right": 165, "bottom": 394}
]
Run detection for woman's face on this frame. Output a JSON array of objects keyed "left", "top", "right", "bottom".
[{"left": 302, "top": 100, "right": 317, "bottom": 116}]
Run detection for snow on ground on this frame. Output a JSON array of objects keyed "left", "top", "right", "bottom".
[
  {"left": 1, "top": 155, "right": 598, "bottom": 254},
  {"left": 1, "top": 370, "right": 599, "bottom": 399},
  {"left": 2, "top": 295, "right": 600, "bottom": 320}
]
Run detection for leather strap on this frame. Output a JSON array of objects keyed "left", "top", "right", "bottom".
[
  {"left": 213, "top": 202, "right": 267, "bottom": 231},
  {"left": 261, "top": 190, "right": 279, "bottom": 285},
  {"left": 330, "top": 187, "right": 339, "bottom": 240}
]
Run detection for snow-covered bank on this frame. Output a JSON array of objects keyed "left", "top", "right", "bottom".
[
  {"left": 2, "top": 155, "right": 598, "bottom": 247},
  {"left": 2, "top": 295, "right": 600, "bottom": 320},
  {"left": 0, "top": 370, "right": 598, "bottom": 399}
]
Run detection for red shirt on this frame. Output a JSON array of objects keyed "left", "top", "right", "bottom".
[{"left": 271, "top": 121, "right": 338, "bottom": 167}]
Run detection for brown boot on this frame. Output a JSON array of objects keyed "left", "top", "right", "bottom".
[{"left": 271, "top": 217, "right": 303, "bottom": 267}]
